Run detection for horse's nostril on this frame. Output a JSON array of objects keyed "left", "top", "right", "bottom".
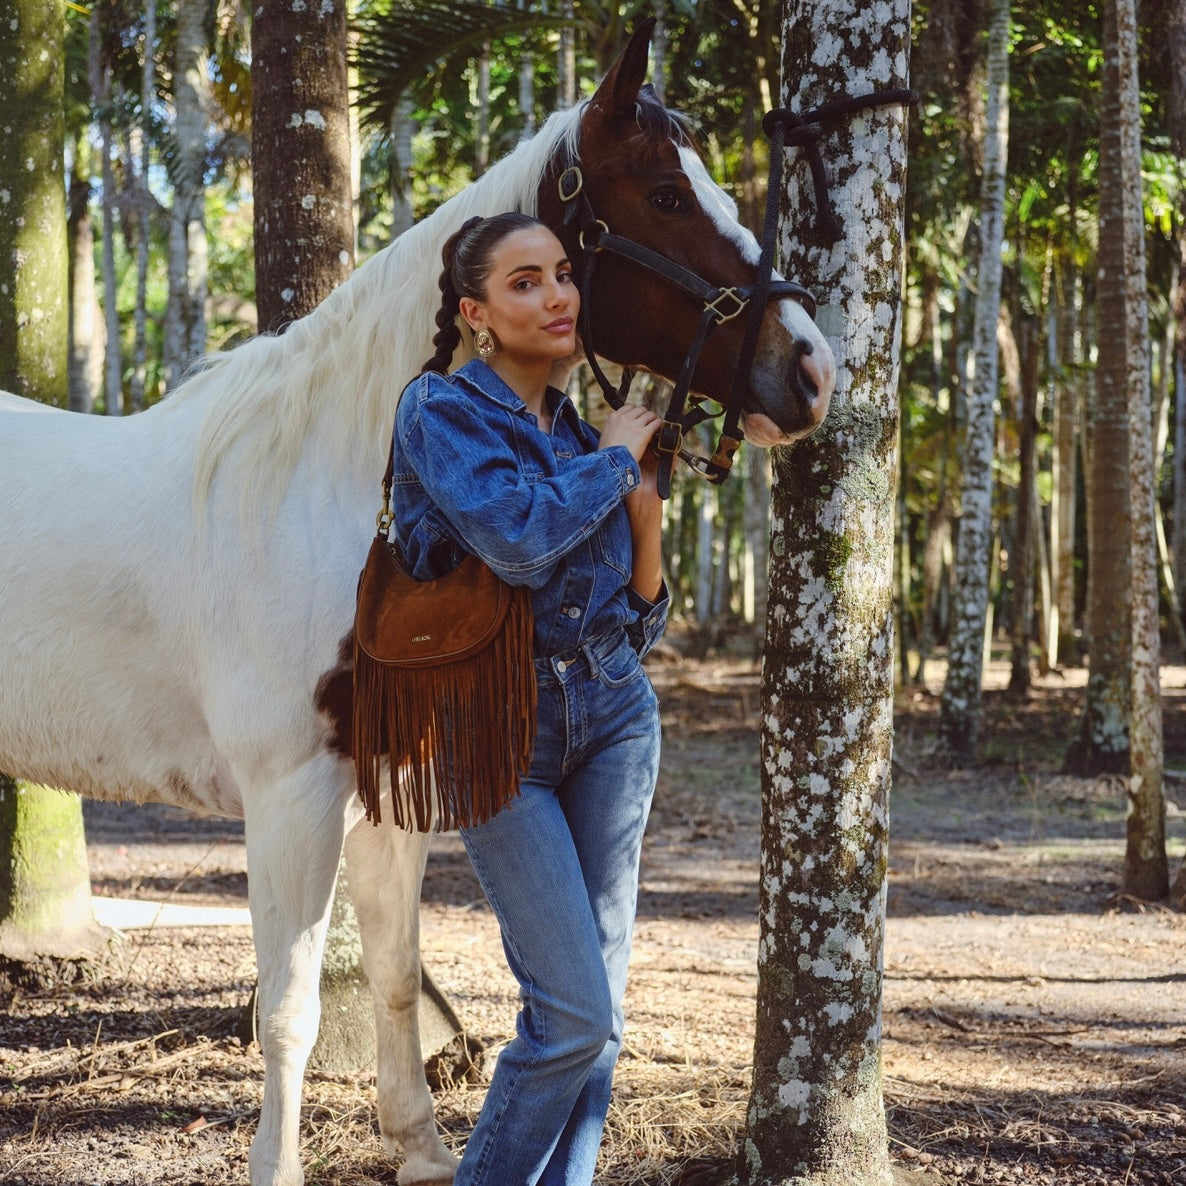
[{"left": 788, "top": 340, "right": 819, "bottom": 405}]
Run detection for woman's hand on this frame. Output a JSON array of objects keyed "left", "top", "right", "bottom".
[{"left": 598, "top": 405, "right": 662, "bottom": 463}]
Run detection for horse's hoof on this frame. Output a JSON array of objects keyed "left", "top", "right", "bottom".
[{"left": 397, "top": 1152, "right": 458, "bottom": 1185}]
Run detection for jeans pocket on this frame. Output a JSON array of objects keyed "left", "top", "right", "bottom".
[{"left": 594, "top": 641, "right": 645, "bottom": 689}]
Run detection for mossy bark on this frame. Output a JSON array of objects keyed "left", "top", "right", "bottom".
[
  {"left": 0, "top": 0, "right": 69, "bottom": 403},
  {"left": 0, "top": 778, "right": 105, "bottom": 973},
  {"left": 0, "top": 0, "right": 104, "bottom": 980},
  {"left": 737, "top": 1, "right": 911, "bottom": 1182}
]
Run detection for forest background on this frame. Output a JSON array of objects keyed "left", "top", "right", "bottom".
[
  {"left": 5, "top": 0, "right": 1186, "bottom": 893},
  {"left": 0, "top": 3, "right": 1184, "bottom": 1183}
]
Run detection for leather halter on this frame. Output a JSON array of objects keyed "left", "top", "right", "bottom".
[
  {"left": 558, "top": 162, "right": 815, "bottom": 499},
  {"left": 558, "top": 87, "right": 918, "bottom": 499}
]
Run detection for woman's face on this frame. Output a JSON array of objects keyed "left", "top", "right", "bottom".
[{"left": 462, "top": 226, "right": 579, "bottom": 366}]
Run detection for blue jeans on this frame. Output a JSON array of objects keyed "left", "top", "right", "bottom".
[{"left": 455, "top": 629, "right": 662, "bottom": 1186}]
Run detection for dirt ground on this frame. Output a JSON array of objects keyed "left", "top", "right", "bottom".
[{"left": 1, "top": 649, "right": 1184, "bottom": 1186}]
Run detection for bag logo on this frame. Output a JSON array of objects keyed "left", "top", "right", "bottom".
[{"left": 411, "top": 634, "right": 433, "bottom": 643}]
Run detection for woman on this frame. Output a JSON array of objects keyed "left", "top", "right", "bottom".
[{"left": 389, "top": 211, "right": 667, "bottom": 1185}]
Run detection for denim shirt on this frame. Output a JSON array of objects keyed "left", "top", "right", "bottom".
[{"left": 390, "top": 359, "right": 668, "bottom": 659}]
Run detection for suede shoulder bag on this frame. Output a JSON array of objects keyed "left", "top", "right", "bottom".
[{"left": 352, "top": 435, "right": 536, "bottom": 831}]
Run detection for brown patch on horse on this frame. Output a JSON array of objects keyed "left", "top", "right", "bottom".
[{"left": 315, "top": 632, "right": 355, "bottom": 758}]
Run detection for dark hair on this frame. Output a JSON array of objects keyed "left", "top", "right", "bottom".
[{"left": 419, "top": 212, "right": 548, "bottom": 375}]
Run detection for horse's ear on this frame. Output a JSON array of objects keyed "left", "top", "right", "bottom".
[{"left": 590, "top": 18, "right": 656, "bottom": 117}]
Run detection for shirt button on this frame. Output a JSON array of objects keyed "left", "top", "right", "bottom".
[
  {"left": 555, "top": 659, "right": 571, "bottom": 673},
  {"left": 625, "top": 472, "right": 636, "bottom": 487},
  {"left": 564, "top": 606, "right": 581, "bottom": 619}
]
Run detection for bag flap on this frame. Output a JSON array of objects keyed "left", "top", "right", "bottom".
[{"left": 355, "top": 536, "right": 514, "bottom": 667}]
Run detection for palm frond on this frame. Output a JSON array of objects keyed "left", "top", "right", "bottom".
[{"left": 353, "top": 0, "right": 574, "bottom": 129}]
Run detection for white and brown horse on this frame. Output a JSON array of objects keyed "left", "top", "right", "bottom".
[{"left": 0, "top": 25, "right": 833, "bottom": 1186}]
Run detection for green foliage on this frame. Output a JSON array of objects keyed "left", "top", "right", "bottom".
[
  {"left": 353, "top": 1, "right": 571, "bottom": 132},
  {"left": 41, "top": 0, "right": 1186, "bottom": 634}
]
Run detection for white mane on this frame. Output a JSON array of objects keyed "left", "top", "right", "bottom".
[{"left": 178, "top": 103, "right": 586, "bottom": 519}]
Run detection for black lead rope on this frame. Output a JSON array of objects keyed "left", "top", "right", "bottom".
[{"left": 564, "top": 86, "right": 919, "bottom": 498}]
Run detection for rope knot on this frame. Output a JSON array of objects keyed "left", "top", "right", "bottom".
[{"left": 765, "top": 89, "right": 920, "bottom": 245}]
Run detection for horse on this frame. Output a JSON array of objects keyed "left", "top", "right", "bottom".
[{"left": 0, "top": 23, "right": 834, "bottom": 1186}]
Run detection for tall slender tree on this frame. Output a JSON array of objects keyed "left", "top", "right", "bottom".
[
  {"left": 163, "top": 0, "right": 211, "bottom": 388},
  {"left": 738, "top": 0, "right": 911, "bottom": 1180},
  {"left": 1167, "top": 0, "right": 1186, "bottom": 909},
  {"left": 0, "top": 0, "right": 105, "bottom": 979},
  {"left": 937, "top": 0, "right": 1010, "bottom": 765},
  {"left": 1099, "top": 0, "right": 1167, "bottom": 900}
]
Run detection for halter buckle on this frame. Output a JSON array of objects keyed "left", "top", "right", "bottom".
[
  {"left": 655, "top": 420, "right": 684, "bottom": 456},
  {"left": 708, "top": 434, "right": 743, "bottom": 480},
  {"left": 578, "top": 219, "right": 609, "bottom": 254},
  {"left": 558, "top": 166, "right": 584, "bottom": 203},
  {"left": 704, "top": 287, "right": 748, "bottom": 324}
]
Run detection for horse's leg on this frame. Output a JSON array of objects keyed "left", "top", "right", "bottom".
[
  {"left": 343, "top": 812, "right": 457, "bottom": 1185},
  {"left": 243, "top": 754, "right": 349, "bottom": 1186}
]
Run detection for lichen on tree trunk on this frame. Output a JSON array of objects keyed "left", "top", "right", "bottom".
[{"left": 738, "top": 1, "right": 910, "bottom": 1182}]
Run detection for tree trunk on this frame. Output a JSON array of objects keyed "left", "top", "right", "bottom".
[
  {"left": 89, "top": 11, "right": 123, "bottom": 416},
  {"left": 1065, "top": 0, "right": 1141, "bottom": 779},
  {"left": 1008, "top": 315, "right": 1039, "bottom": 695},
  {"left": 937, "top": 0, "right": 1010, "bottom": 764},
  {"left": 67, "top": 149, "right": 99, "bottom": 413},
  {"left": 697, "top": 483, "right": 715, "bottom": 622},
  {"left": 0, "top": 780, "right": 105, "bottom": 978},
  {"left": 129, "top": 134, "right": 150, "bottom": 412},
  {"left": 0, "top": 0, "right": 105, "bottom": 979},
  {"left": 1166, "top": 0, "right": 1186, "bottom": 907},
  {"left": 251, "top": 0, "right": 354, "bottom": 333},
  {"left": 1104, "top": 0, "right": 1168, "bottom": 899},
  {"left": 164, "top": 0, "right": 210, "bottom": 388},
  {"left": 390, "top": 95, "right": 415, "bottom": 241},
  {"left": 0, "top": 0, "right": 70, "bottom": 403},
  {"left": 517, "top": 2, "right": 535, "bottom": 141},
  {"left": 1051, "top": 264, "right": 1079, "bottom": 665},
  {"left": 737, "top": 0, "right": 910, "bottom": 1181},
  {"left": 650, "top": 0, "right": 667, "bottom": 104},
  {"left": 557, "top": 0, "right": 576, "bottom": 109},
  {"left": 475, "top": 43, "right": 491, "bottom": 177},
  {"left": 250, "top": 0, "right": 377, "bottom": 1064},
  {"left": 742, "top": 447, "right": 771, "bottom": 641}
]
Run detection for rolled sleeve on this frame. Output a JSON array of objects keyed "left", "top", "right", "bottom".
[{"left": 625, "top": 579, "right": 670, "bottom": 659}]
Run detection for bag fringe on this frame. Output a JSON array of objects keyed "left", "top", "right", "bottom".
[{"left": 353, "top": 588, "right": 536, "bottom": 831}]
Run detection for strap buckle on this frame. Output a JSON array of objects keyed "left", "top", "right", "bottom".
[
  {"left": 557, "top": 165, "right": 583, "bottom": 203},
  {"left": 655, "top": 420, "right": 684, "bottom": 456},
  {"left": 704, "top": 287, "right": 748, "bottom": 324}
]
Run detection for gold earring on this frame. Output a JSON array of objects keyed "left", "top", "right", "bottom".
[{"left": 475, "top": 328, "right": 496, "bottom": 359}]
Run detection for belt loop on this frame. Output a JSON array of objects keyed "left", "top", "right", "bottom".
[{"left": 579, "top": 640, "right": 600, "bottom": 679}]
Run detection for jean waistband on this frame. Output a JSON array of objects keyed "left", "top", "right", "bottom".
[{"left": 535, "top": 628, "right": 630, "bottom": 680}]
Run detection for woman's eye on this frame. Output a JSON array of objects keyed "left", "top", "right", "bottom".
[
  {"left": 558, "top": 270, "right": 573, "bottom": 284},
  {"left": 651, "top": 188, "right": 683, "bottom": 214}
]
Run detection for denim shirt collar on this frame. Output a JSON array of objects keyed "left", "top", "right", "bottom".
[{"left": 452, "top": 359, "right": 581, "bottom": 435}]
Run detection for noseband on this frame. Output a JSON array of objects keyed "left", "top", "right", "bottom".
[{"left": 560, "top": 87, "right": 918, "bottom": 499}]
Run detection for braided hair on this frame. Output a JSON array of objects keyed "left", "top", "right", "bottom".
[{"left": 419, "top": 212, "right": 547, "bottom": 375}]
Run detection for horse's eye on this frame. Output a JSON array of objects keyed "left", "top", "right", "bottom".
[{"left": 651, "top": 187, "right": 684, "bottom": 214}]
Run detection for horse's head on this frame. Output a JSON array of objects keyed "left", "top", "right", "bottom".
[{"left": 537, "top": 22, "right": 835, "bottom": 451}]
